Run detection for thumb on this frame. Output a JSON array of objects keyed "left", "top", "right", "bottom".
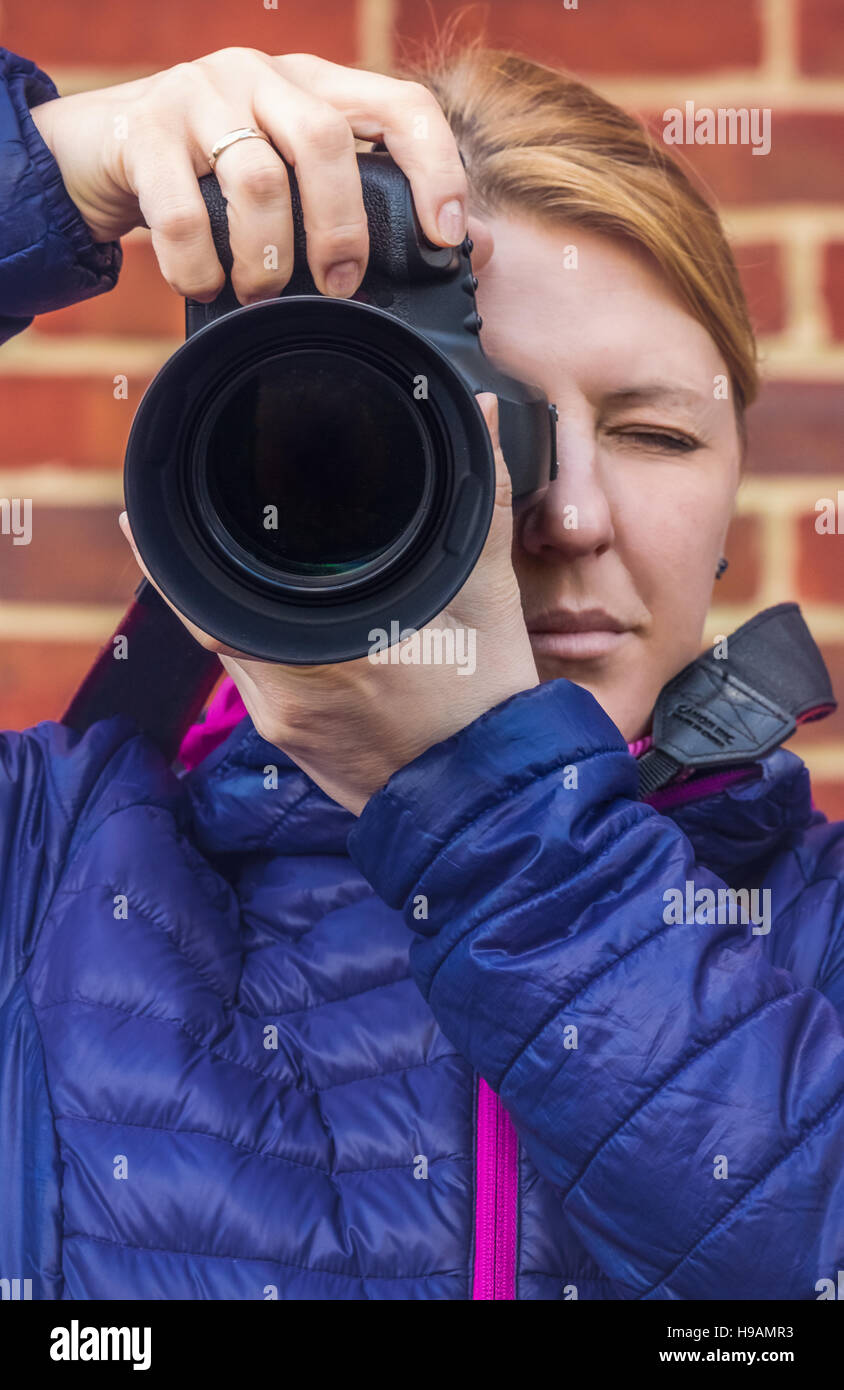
[
  {"left": 118, "top": 509, "right": 230, "bottom": 656},
  {"left": 475, "top": 391, "right": 512, "bottom": 510},
  {"left": 118, "top": 509, "right": 151, "bottom": 581}
]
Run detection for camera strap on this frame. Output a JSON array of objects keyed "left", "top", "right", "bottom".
[
  {"left": 636, "top": 602, "right": 836, "bottom": 797},
  {"left": 60, "top": 578, "right": 221, "bottom": 764}
]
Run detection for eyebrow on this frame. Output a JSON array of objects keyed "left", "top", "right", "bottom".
[{"left": 602, "top": 385, "right": 707, "bottom": 408}]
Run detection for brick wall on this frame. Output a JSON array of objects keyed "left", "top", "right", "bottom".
[{"left": 0, "top": 0, "right": 842, "bottom": 814}]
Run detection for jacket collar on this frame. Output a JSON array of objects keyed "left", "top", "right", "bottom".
[{"left": 662, "top": 748, "right": 820, "bottom": 882}]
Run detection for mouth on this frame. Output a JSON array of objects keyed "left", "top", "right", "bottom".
[{"left": 526, "top": 607, "right": 635, "bottom": 661}]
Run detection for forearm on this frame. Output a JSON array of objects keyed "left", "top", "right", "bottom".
[{"left": 348, "top": 677, "right": 844, "bottom": 1298}]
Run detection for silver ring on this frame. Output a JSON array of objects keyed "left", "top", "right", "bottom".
[{"left": 208, "top": 127, "right": 272, "bottom": 172}]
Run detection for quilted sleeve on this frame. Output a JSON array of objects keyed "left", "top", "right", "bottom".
[
  {"left": 347, "top": 678, "right": 844, "bottom": 1300},
  {"left": 0, "top": 47, "right": 122, "bottom": 343}
]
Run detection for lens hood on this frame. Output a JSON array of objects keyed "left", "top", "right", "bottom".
[{"left": 125, "top": 293, "right": 497, "bottom": 662}]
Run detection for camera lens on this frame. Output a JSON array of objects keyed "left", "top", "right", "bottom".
[
  {"left": 202, "top": 350, "right": 430, "bottom": 581},
  {"left": 125, "top": 296, "right": 496, "bottom": 662}
]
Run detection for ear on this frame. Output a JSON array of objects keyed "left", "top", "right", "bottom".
[{"left": 466, "top": 216, "right": 495, "bottom": 271}]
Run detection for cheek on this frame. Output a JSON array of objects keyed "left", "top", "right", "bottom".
[{"left": 617, "top": 470, "right": 733, "bottom": 615}]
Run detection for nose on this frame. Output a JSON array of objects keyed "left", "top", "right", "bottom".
[{"left": 516, "top": 410, "right": 615, "bottom": 561}]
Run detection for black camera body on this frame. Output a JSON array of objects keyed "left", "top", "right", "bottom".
[{"left": 124, "top": 150, "right": 558, "bottom": 663}]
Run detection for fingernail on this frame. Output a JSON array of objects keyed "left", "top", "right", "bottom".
[
  {"left": 438, "top": 199, "right": 465, "bottom": 244},
  {"left": 325, "top": 261, "right": 360, "bottom": 296},
  {"left": 118, "top": 510, "right": 127, "bottom": 529}
]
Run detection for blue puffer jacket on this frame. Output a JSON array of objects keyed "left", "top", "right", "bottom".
[
  {"left": 0, "top": 48, "right": 120, "bottom": 335},
  {"left": 1, "top": 690, "right": 843, "bottom": 1300},
  {"left": 1, "top": 47, "right": 843, "bottom": 1301}
]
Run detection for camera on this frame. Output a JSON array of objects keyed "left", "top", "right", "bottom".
[{"left": 123, "top": 150, "right": 558, "bottom": 663}]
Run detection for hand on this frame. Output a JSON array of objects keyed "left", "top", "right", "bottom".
[
  {"left": 119, "top": 393, "right": 539, "bottom": 815},
  {"left": 29, "top": 47, "right": 469, "bottom": 304}
]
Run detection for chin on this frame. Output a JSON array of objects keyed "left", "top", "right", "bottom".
[{"left": 534, "top": 656, "right": 654, "bottom": 742}]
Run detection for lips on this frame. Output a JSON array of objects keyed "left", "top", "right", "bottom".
[
  {"left": 526, "top": 607, "right": 633, "bottom": 660},
  {"left": 527, "top": 607, "right": 629, "bottom": 635}
]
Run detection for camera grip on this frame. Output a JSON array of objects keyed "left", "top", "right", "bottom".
[{"left": 193, "top": 153, "right": 422, "bottom": 315}]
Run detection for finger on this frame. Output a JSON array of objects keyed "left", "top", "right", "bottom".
[
  {"left": 250, "top": 73, "right": 369, "bottom": 298},
  {"left": 190, "top": 74, "right": 368, "bottom": 300},
  {"left": 196, "top": 117, "right": 296, "bottom": 305},
  {"left": 270, "top": 54, "right": 468, "bottom": 247},
  {"left": 183, "top": 49, "right": 367, "bottom": 298},
  {"left": 131, "top": 144, "right": 226, "bottom": 301},
  {"left": 119, "top": 511, "right": 232, "bottom": 655},
  {"left": 472, "top": 392, "right": 517, "bottom": 571},
  {"left": 476, "top": 393, "right": 513, "bottom": 510}
]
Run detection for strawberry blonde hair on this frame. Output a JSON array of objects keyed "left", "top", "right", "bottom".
[{"left": 393, "top": 27, "right": 759, "bottom": 429}]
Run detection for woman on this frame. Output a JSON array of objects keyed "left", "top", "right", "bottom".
[{"left": 0, "top": 39, "right": 842, "bottom": 1301}]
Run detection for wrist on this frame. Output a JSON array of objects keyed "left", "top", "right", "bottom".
[
  {"left": 0, "top": 48, "right": 122, "bottom": 314},
  {"left": 28, "top": 96, "right": 130, "bottom": 245},
  {"left": 364, "top": 650, "right": 540, "bottom": 799},
  {"left": 348, "top": 677, "right": 632, "bottom": 907},
  {"left": 28, "top": 98, "right": 56, "bottom": 154}
]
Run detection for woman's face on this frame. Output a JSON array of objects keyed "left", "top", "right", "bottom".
[{"left": 469, "top": 212, "right": 743, "bottom": 741}]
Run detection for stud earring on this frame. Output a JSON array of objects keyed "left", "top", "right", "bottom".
[{"left": 715, "top": 556, "right": 729, "bottom": 580}]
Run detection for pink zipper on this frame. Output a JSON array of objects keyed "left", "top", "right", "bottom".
[{"left": 472, "top": 1076, "right": 518, "bottom": 1299}]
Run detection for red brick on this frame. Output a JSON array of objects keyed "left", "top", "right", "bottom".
[
  {"left": 643, "top": 112, "right": 844, "bottom": 205},
  {"left": 719, "top": 514, "right": 762, "bottom": 603},
  {"left": 799, "top": 0, "right": 844, "bottom": 76},
  {"left": 2, "top": 0, "right": 358, "bottom": 69},
  {"left": 0, "top": 376, "right": 150, "bottom": 467},
  {"left": 734, "top": 243, "right": 786, "bottom": 336},
  {"left": 0, "top": 507, "right": 132, "bottom": 602},
  {"left": 0, "top": 637, "right": 224, "bottom": 733},
  {"left": 795, "top": 507, "right": 844, "bottom": 603},
  {"left": 745, "top": 383, "right": 844, "bottom": 474},
  {"left": 33, "top": 237, "right": 184, "bottom": 340},
  {"left": 0, "top": 640, "right": 106, "bottom": 729},
  {"left": 822, "top": 242, "right": 844, "bottom": 342},
  {"left": 395, "top": 0, "right": 763, "bottom": 76}
]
